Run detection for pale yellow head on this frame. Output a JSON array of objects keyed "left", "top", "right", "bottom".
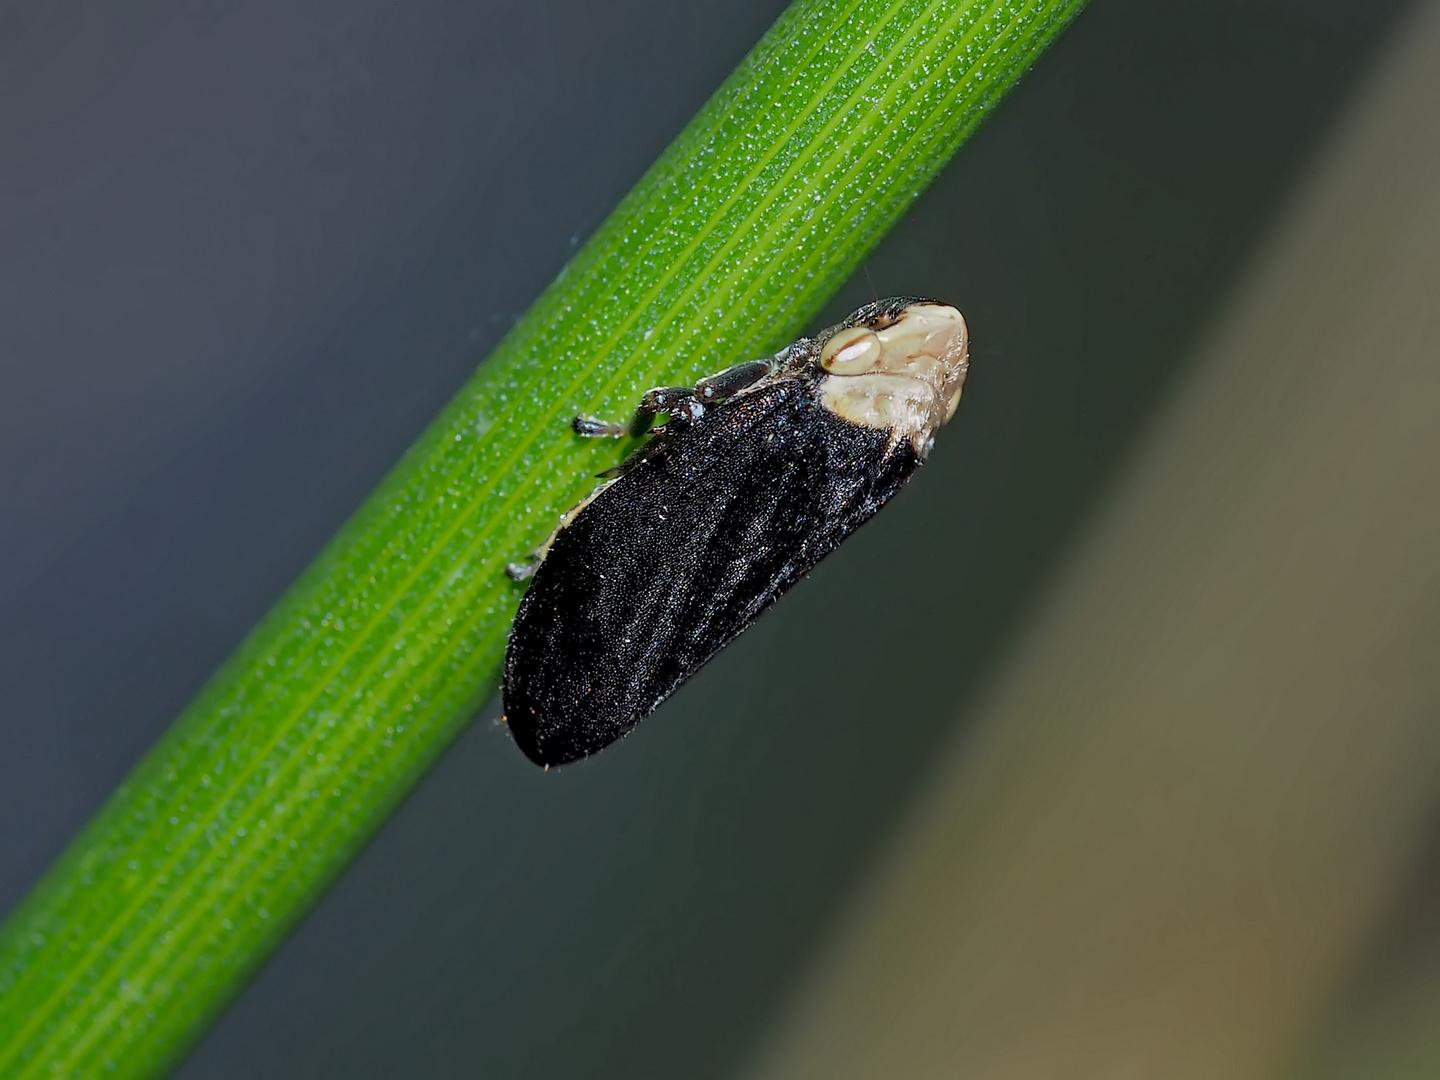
[{"left": 817, "top": 302, "right": 969, "bottom": 456}]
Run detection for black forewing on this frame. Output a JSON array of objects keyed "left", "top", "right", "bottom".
[{"left": 503, "top": 379, "right": 920, "bottom": 766}]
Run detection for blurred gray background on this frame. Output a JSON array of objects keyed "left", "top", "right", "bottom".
[{"left": 0, "top": 0, "right": 1423, "bottom": 1076}]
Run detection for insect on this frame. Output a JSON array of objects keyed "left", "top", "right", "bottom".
[{"left": 503, "top": 297, "right": 970, "bottom": 767}]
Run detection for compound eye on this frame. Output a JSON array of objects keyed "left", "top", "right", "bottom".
[{"left": 821, "top": 326, "right": 882, "bottom": 375}]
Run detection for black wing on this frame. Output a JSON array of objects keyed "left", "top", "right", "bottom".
[{"left": 503, "top": 379, "right": 921, "bottom": 766}]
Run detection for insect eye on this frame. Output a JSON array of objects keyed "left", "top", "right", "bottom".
[{"left": 821, "top": 326, "right": 883, "bottom": 375}]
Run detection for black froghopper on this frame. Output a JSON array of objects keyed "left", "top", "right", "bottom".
[{"left": 502, "top": 297, "right": 970, "bottom": 767}]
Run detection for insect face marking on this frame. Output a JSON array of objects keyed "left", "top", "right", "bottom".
[{"left": 817, "top": 302, "right": 969, "bottom": 455}]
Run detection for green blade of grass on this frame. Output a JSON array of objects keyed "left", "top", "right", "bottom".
[{"left": 0, "top": 0, "right": 1086, "bottom": 1075}]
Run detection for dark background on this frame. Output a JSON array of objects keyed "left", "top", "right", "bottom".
[{"left": 0, "top": 0, "right": 1415, "bottom": 1075}]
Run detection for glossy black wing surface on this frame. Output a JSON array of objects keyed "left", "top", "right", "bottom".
[{"left": 503, "top": 379, "right": 921, "bottom": 766}]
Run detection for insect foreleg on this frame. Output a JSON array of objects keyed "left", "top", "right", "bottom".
[
  {"left": 573, "top": 385, "right": 702, "bottom": 440},
  {"left": 695, "top": 359, "right": 773, "bottom": 403},
  {"left": 571, "top": 358, "right": 771, "bottom": 441},
  {"left": 639, "top": 386, "right": 706, "bottom": 432},
  {"left": 572, "top": 415, "right": 632, "bottom": 438}
]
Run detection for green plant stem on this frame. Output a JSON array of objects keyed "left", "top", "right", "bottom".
[{"left": 0, "top": 0, "right": 1086, "bottom": 1075}]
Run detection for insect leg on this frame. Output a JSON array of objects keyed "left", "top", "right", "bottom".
[
  {"left": 639, "top": 386, "right": 706, "bottom": 432},
  {"left": 506, "top": 555, "right": 541, "bottom": 581},
  {"left": 695, "top": 358, "right": 773, "bottom": 403},
  {"left": 572, "top": 415, "right": 631, "bottom": 438},
  {"left": 574, "top": 385, "right": 702, "bottom": 440},
  {"left": 573, "top": 359, "right": 772, "bottom": 441}
]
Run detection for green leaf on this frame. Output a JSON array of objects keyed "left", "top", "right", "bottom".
[{"left": 0, "top": 0, "right": 1086, "bottom": 1075}]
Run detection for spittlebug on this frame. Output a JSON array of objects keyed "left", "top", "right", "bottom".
[{"left": 503, "top": 297, "right": 970, "bottom": 767}]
